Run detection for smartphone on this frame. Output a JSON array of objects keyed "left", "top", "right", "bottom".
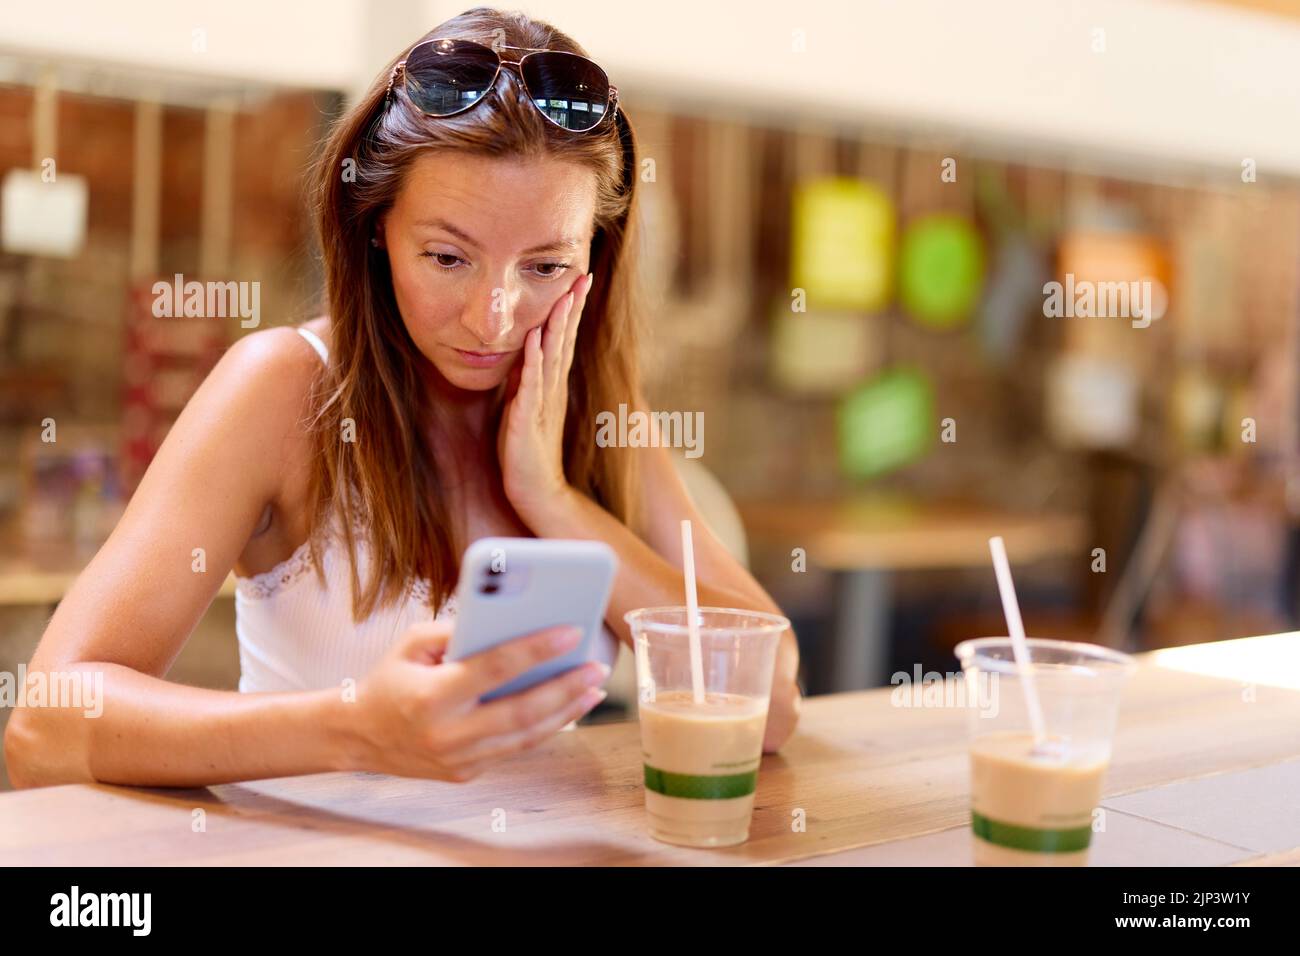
[{"left": 446, "top": 537, "right": 618, "bottom": 701}]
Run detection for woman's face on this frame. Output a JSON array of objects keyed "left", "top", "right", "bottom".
[{"left": 382, "top": 152, "right": 597, "bottom": 392}]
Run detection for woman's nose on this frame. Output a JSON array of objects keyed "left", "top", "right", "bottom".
[{"left": 461, "top": 277, "right": 518, "bottom": 345}]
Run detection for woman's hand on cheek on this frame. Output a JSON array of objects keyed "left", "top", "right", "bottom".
[{"left": 498, "top": 271, "right": 592, "bottom": 525}]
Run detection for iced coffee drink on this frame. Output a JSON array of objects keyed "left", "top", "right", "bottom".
[
  {"left": 955, "top": 637, "right": 1136, "bottom": 867},
  {"left": 970, "top": 732, "right": 1108, "bottom": 866},
  {"left": 640, "top": 690, "right": 769, "bottom": 847},
  {"left": 626, "top": 607, "right": 788, "bottom": 848}
]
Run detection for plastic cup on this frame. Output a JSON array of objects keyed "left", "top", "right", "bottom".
[
  {"left": 953, "top": 637, "right": 1137, "bottom": 866},
  {"left": 626, "top": 606, "right": 788, "bottom": 848}
]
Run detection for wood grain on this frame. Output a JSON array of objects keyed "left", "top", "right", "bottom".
[{"left": 1, "top": 636, "right": 1297, "bottom": 865}]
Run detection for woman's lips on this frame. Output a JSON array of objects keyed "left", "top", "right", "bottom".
[{"left": 453, "top": 347, "right": 513, "bottom": 368}]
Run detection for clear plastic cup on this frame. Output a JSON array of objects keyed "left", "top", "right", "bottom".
[
  {"left": 953, "top": 637, "right": 1137, "bottom": 866},
  {"left": 626, "top": 606, "right": 788, "bottom": 848}
]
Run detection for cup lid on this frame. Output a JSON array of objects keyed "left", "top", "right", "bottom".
[
  {"left": 624, "top": 605, "right": 790, "bottom": 636},
  {"left": 954, "top": 636, "right": 1138, "bottom": 676}
]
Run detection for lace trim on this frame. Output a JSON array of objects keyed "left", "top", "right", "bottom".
[
  {"left": 408, "top": 577, "right": 431, "bottom": 605},
  {"left": 237, "top": 530, "right": 456, "bottom": 612},
  {"left": 412, "top": 580, "right": 458, "bottom": 617},
  {"left": 236, "top": 538, "right": 317, "bottom": 599}
]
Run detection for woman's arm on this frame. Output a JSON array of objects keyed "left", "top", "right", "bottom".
[
  {"left": 522, "top": 446, "right": 781, "bottom": 646},
  {"left": 495, "top": 276, "right": 802, "bottom": 750},
  {"left": 516, "top": 443, "right": 803, "bottom": 752},
  {"left": 5, "top": 665, "right": 353, "bottom": 787},
  {"left": 3, "top": 328, "right": 346, "bottom": 787}
]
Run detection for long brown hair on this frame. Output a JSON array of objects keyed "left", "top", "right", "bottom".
[{"left": 304, "top": 7, "right": 642, "bottom": 622}]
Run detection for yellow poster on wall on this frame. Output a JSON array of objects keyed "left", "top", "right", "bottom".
[
  {"left": 790, "top": 178, "right": 894, "bottom": 312},
  {"left": 770, "top": 309, "right": 879, "bottom": 394}
]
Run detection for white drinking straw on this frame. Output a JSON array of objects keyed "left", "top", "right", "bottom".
[
  {"left": 681, "top": 519, "right": 706, "bottom": 706},
  {"left": 988, "top": 536, "right": 1048, "bottom": 750}
]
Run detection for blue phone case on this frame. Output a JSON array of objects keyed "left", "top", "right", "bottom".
[{"left": 446, "top": 537, "right": 618, "bottom": 701}]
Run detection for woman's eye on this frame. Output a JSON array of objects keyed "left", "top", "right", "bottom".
[
  {"left": 530, "top": 261, "right": 571, "bottom": 279},
  {"left": 422, "top": 252, "right": 465, "bottom": 270}
]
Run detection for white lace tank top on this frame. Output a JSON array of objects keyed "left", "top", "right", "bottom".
[{"left": 232, "top": 326, "right": 616, "bottom": 694}]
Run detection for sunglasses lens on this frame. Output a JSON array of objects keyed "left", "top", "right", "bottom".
[
  {"left": 403, "top": 39, "right": 499, "bottom": 116},
  {"left": 521, "top": 52, "right": 611, "bottom": 131}
]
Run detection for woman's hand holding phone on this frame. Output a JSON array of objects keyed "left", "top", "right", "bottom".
[{"left": 340, "top": 619, "right": 608, "bottom": 782}]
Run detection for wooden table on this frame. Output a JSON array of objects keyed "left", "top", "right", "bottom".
[
  {"left": 737, "top": 496, "right": 1086, "bottom": 691},
  {"left": 2, "top": 633, "right": 1297, "bottom": 866}
]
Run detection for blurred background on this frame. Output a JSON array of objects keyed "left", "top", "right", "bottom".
[{"left": 3, "top": 0, "right": 1300, "bottom": 787}]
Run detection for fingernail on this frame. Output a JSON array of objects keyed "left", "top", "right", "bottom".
[
  {"left": 551, "top": 626, "right": 582, "bottom": 650},
  {"left": 582, "top": 688, "right": 608, "bottom": 710},
  {"left": 583, "top": 662, "right": 610, "bottom": 686}
]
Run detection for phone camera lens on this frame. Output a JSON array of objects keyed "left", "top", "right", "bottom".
[{"left": 480, "top": 581, "right": 499, "bottom": 595}]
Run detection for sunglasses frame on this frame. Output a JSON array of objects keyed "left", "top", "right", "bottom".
[{"left": 385, "top": 38, "right": 620, "bottom": 133}]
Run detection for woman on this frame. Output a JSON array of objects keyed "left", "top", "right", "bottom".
[{"left": 5, "top": 7, "right": 801, "bottom": 789}]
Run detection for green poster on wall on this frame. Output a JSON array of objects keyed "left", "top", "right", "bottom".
[
  {"left": 837, "top": 367, "right": 934, "bottom": 478},
  {"left": 898, "top": 214, "right": 984, "bottom": 328}
]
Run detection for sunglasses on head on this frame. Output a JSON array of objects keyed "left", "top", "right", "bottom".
[{"left": 385, "top": 37, "right": 619, "bottom": 133}]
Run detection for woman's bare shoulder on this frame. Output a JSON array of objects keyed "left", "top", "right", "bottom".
[
  {"left": 199, "top": 321, "right": 333, "bottom": 535},
  {"left": 298, "top": 315, "right": 334, "bottom": 353},
  {"left": 205, "top": 320, "right": 333, "bottom": 444},
  {"left": 223, "top": 321, "right": 324, "bottom": 387}
]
